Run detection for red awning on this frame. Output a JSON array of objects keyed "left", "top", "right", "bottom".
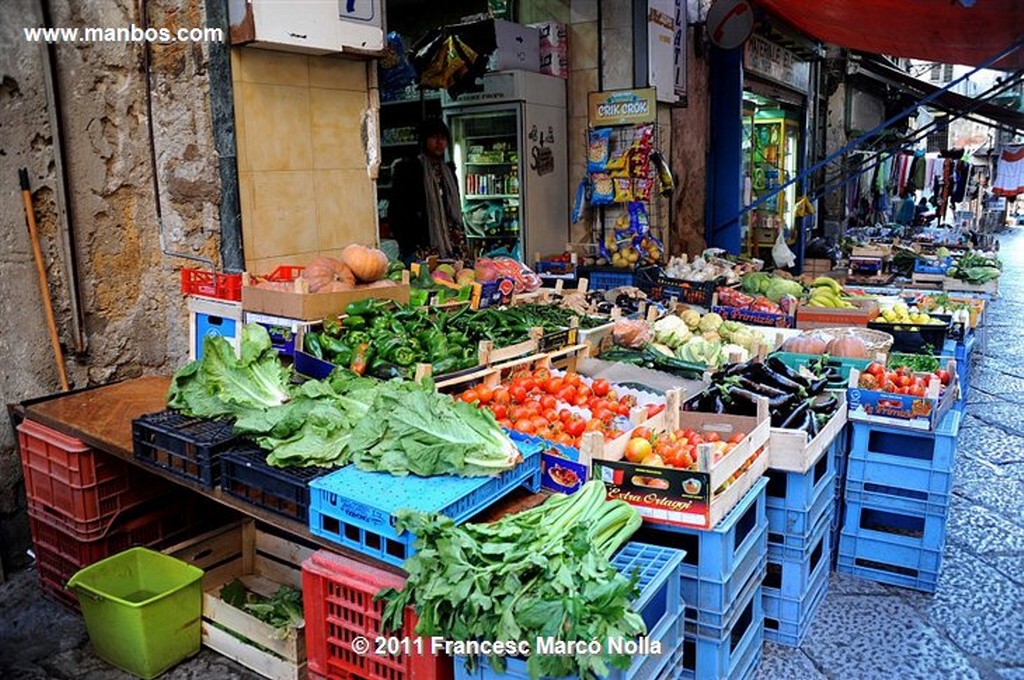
[{"left": 752, "top": 0, "right": 1024, "bottom": 69}]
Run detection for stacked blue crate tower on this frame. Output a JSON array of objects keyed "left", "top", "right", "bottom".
[
  {"left": 760, "top": 434, "right": 841, "bottom": 646},
  {"left": 638, "top": 478, "right": 769, "bottom": 680},
  {"left": 837, "top": 405, "right": 960, "bottom": 593}
]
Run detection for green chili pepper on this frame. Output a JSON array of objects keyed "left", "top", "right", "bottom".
[
  {"left": 391, "top": 345, "right": 417, "bottom": 367},
  {"left": 346, "top": 299, "right": 378, "bottom": 317},
  {"left": 345, "top": 330, "right": 371, "bottom": 347},
  {"left": 350, "top": 343, "right": 373, "bottom": 376},
  {"left": 322, "top": 316, "right": 342, "bottom": 337},
  {"left": 447, "top": 331, "right": 470, "bottom": 348},
  {"left": 420, "top": 329, "right": 449, "bottom": 361},
  {"left": 304, "top": 332, "right": 324, "bottom": 359},
  {"left": 342, "top": 314, "right": 367, "bottom": 331}
]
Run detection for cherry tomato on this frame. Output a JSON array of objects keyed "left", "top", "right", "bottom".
[
  {"left": 557, "top": 386, "right": 577, "bottom": 404},
  {"left": 460, "top": 389, "right": 479, "bottom": 403},
  {"left": 584, "top": 418, "right": 605, "bottom": 433},
  {"left": 592, "top": 379, "right": 610, "bottom": 397},
  {"left": 542, "top": 408, "right": 558, "bottom": 422},
  {"left": 522, "top": 378, "right": 536, "bottom": 392},
  {"left": 554, "top": 432, "right": 573, "bottom": 445}
]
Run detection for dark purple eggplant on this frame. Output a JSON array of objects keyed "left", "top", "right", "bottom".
[{"left": 767, "top": 356, "right": 812, "bottom": 388}]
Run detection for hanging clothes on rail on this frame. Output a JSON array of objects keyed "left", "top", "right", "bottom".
[
  {"left": 993, "top": 145, "right": 1024, "bottom": 197},
  {"left": 909, "top": 155, "right": 926, "bottom": 193},
  {"left": 950, "top": 161, "right": 971, "bottom": 204}
]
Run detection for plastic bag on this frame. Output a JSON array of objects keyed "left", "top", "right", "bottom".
[
  {"left": 612, "top": 318, "right": 651, "bottom": 349},
  {"left": 772, "top": 230, "right": 797, "bottom": 269},
  {"left": 476, "top": 257, "right": 541, "bottom": 293}
]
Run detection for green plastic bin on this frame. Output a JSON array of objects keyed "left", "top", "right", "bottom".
[
  {"left": 67, "top": 547, "right": 203, "bottom": 679},
  {"left": 770, "top": 351, "right": 872, "bottom": 385}
]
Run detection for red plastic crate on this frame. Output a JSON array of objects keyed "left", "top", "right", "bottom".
[
  {"left": 37, "top": 555, "right": 80, "bottom": 613},
  {"left": 19, "top": 419, "right": 171, "bottom": 539},
  {"left": 180, "top": 267, "right": 243, "bottom": 301},
  {"left": 302, "top": 550, "right": 451, "bottom": 680},
  {"left": 265, "top": 265, "right": 305, "bottom": 282}
]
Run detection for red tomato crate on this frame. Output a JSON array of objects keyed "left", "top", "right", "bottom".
[
  {"left": 180, "top": 267, "right": 243, "bottom": 302},
  {"left": 19, "top": 419, "right": 171, "bottom": 539},
  {"left": 302, "top": 550, "right": 452, "bottom": 680}
]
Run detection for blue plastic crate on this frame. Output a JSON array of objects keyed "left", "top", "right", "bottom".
[
  {"left": 765, "top": 509, "right": 831, "bottom": 599},
  {"left": 841, "top": 493, "right": 949, "bottom": 556},
  {"left": 849, "top": 409, "right": 960, "bottom": 474},
  {"left": 845, "top": 453, "right": 954, "bottom": 516},
  {"left": 307, "top": 443, "right": 542, "bottom": 567},
  {"left": 632, "top": 478, "right": 768, "bottom": 584},
  {"left": 837, "top": 530, "right": 943, "bottom": 593},
  {"left": 766, "top": 472, "right": 836, "bottom": 552},
  {"left": 583, "top": 268, "right": 635, "bottom": 291},
  {"left": 681, "top": 523, "right": 766, "bottom": 628},
  {"left": 673, "top": 568, "right": 764, "bottom": 680},
  {"left": 765, "top": 447, "right": 835, "bottom": 512},
  {"left": 763, "top": 560, "right": 828, "bottom": 647},
  {"left": 454, "top": 541, "right": 685, "bottom": 680}
]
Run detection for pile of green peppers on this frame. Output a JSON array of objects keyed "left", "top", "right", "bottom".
[{"left": 303, "top": 299, "right": 479, "bottom": 380}]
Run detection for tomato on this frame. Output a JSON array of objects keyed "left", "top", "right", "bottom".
[
  {"left": 542, "top": 408, "right": 558, "bottom": 422},
  {"left": 592, "top": 379, "right": 610, "bottom": 397},
  {"left": 533, "top": 368, "right": 551, "bottom": 383},
  {"left": 564, "top": 372, "right": 582, "bottom": 387},
  {"left": 936, "top": 369, "right": 951, "bottom": 385},
  {"left": 521, "top": 401, "right": 541, "bottom": 417},
  {"left": 545, "top": 377, "right": 565, "bottom": 394},
  {"left": 510, "top": 385, "right": 528, "bottom": 404},
  {"left": 729, "top": 433, "right": 746, "bottom": 444},
  {"left": 573, "top": 395, "right": 588, "bottom": 407},
  {"left": 492, "top": 388, "right": 511, "bottom": 405},
  {"left": 577, "top": 385, "right": 593, "bottom": 399},
  {"left": 632, "top": 427, "right": 653, "bottom": 441},
  {"left": 624, "top": 438, "right": 653, "bottom": 463},
  {"left": 531, "top": 416, "right": 549, "bottom": 431},
  {"left": 460, "top": 389, "right": 479, "bottom": 403},
  {"left": 514, "top": 420, "right": 535, "bottom": 434},
  {"left": 497, "top": 418, "right": 512, "bottom": 429},
  {"left": 584, "top": 418, "right": 604, "bottom": 432},
  {"left": 521, "top": 378, "right": 536, "bottom": 392},
  {"left": 559, "top": 409, "right": 573, "bottom": 423},
  {"left": 647, "top": 404, "right": 665, "bottom": 418},
  {"left": 606, "top": 389, "right": 618, "bottom": 401},
  {"left": 491, "top": 404, "right": 508, "bottom": 420},
  {"left": 565, "top": 417, "right": 586, "bottom": 438},
  {"left": 867, "top": 362, "right": 885, "bottom": 378},
  {"left": 705, "top": 432, "right": 721, "bottom": 443},
  {"left": 910, "top": 385, "right": 925, "bottom": 397},
  {"left": 540, "top": 395, "right": 557, "bottom": 411},
  {"left": 475, "top": 386, "right": 493, "bottom": 405},
  {"left": 615, "top": 403, "right": 631, "bottom": 416},
  {"left": 557, "top": 386, "right": 578, "bottom": 404},
  {"left": 554, "top": 432, "right": 573, "bottom": 445}
]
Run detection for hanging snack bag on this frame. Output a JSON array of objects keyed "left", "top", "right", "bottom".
[
  {"left": 587, "top": 128, "right": 612, "bottom": 173},
  {"left": 591, "top": 172, "right": 615, "bottom": 205},
  {"left": 633, "top": 124, "right": 655, "bottom": 151},
  {"left": 628, "top": 148, "right": 651, "bottom": 180},
  {"left": 651, "top": 150, "right": 675, "bottom": 196},
  {"left": 571, "top": 175, "right": 590, "bottom": 223},
  {"left": 628, "top": 201, "right": 651, "bottom": 236},
  {"left": 614, "top": 177, "right": 634, "bottom": 203},
  {"left": 633, "top": 177, "right": 653, "bottom": 202}
]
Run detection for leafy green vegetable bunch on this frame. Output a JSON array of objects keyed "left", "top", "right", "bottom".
[{"left": 377, "top": 481, "right": 645, "bottom": 679}]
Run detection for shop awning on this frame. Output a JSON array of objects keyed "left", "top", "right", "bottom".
[
  {"left": 850, "top": 55, "right": 1024, "bottom": 133},
  {"left": 752, "top": 0, "right": 1024, "bottom": 70}
]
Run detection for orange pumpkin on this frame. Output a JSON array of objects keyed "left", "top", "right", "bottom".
[
  {"left": 305, "top": 256, "right": 355, "bottom": 293},
  {"left": 826, "top": 336, "right": 869, "bottom": 359},
  {"left": 340, "top": 244, "right": 388, "bottom": 283},
  {"left": 781, "top": 336, "right": 828, "bottom": 355}
]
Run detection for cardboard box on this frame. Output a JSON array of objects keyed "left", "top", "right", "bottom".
[
  {"left": 529, "top": 21, "right": 568, "bottom": 50},
  {"left": 539, "top": 51, "right": 569, "bottom": 78},
  {"left": 241, "top": 280, "right": 410, "bottom": 321},
  {"left": 242, "top": 311, "right": 317, "bottom": 358},
  {"left": 846, "top": 360, "right": 957, "bottom": 432},
  {"left": 489, "top": 20, "right": 540, "bottom": 73},
  {"left": 794, "top": 297, "right": 880, "bottom": 330}
]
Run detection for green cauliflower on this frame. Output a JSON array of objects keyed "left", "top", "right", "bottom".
[{"left": 698, "top": 312, "right": 723, "bottom": 333}]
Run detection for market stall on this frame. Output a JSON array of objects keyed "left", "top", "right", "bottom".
[{"left": 14, "top": 239, "right": 992, "bottom": 680}]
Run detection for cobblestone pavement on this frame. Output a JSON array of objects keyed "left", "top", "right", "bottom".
[{"left": 2, "top": 232, "right": 1022, "bottom": 680}]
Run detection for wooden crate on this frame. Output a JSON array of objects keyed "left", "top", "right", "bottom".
[
  {"left": 166, "top": 521, "right": 314, "bottom": 680},
  {"left": 768, "top": 391, "right": 848, "bottom": 473},
  {"left": 426, "top": 343, "right": 592, "bottom": 392},
  {"left": 943, "top": 277, "right": 998, "bottom": 296},
  {"left": 804, "top": 258, "right": 834, "bottom": 276}
]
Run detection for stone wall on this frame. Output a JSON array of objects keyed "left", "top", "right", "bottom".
[{"left": 0, "top": 0, "right": 221, "bottom": 570}]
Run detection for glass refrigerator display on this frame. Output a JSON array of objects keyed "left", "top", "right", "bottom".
[
  {"left": 448, "top": 110, "right": 522, "bottom": 258},
  {"left": 742, "top": 106, "right": 801, "bottom": 258}
]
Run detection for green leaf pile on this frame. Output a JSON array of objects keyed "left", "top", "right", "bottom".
[{"left": 376, "top": 482, "right": 646, "bottom": 679}]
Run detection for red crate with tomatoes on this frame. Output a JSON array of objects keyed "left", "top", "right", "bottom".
[{"left": 847, "top": 359, "right": 958, "bottom": 432}]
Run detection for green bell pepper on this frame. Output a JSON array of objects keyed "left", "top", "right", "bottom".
[
  {"left": 345, "top": 299, "right": 378, "bottom": 317},
  {"left": 420, "top": 329, "right": 449, "bottom": 361}
]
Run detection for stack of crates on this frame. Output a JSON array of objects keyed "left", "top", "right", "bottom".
[
  {"left": 18, "top": 419, "right": 185, "bottom": 609},
  {"left": 837, "top": 408, "right": 960, "bottom": 593},
  {"left": 638, "top": 478, "right": 768, "bottom": 679},
  {"left": 831, "top": 428, "right": 851, "bottom": 566},
  {"left": 761, "top": 444, "right": 836, "bottom": 647}
]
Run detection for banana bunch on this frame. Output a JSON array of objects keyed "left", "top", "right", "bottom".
[{"left": 807, "top": 277, "right": 856, "bottom": 308}]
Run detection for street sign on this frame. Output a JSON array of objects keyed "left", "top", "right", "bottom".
[{"left": 706, "top": 0, "right": 754, "bottom": 50}]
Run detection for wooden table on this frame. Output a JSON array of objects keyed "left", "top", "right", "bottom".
[{"left": 17, "top": 376, "right": 547, "bottom": 572}]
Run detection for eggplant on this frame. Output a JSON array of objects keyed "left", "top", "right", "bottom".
[
  {"left": 807, "top": 378, "right": 829, "bottom": 397},
  {"left": 779, "top": 401, "right": 810, "bottom": 429},
  {"left": 725, "top": 388, "right": 760, "bottom": 416},
  {"left": 810, "top": 395, "right": 838, "bottom": 414},
  {"left": 737, "top": 377, "right": 787, "bottom": 398},
  {"left": 767, "top": 356, "right": 812, "bottom": 388},
  {"left": 749, "top": 363, "right": 805, "bottom": 394}
]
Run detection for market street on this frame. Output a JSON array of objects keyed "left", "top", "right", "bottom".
[{"left": 0, "top": 231, "right": 1018, "bottom": 679}]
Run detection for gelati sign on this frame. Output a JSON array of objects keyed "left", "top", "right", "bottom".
[{"left": 588, "top": 88, "right": 658, "bottom": 126}]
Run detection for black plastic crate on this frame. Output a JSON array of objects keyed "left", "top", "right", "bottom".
[
  {"left": 634, "top": 267, "right": 721, "bottom": 307},
  {"left": 538, "top": 326, "right": 577, "bottom": 353},
  {"left": 219, "top": 444, "right": 332, "bottom": 522},
  {"left": 867, "top": 321, "right": 949, "bottom": 354},
  {"left": 132, "top": 410, "right": 238, "bottom": 487}
]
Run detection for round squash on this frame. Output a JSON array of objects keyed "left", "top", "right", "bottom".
[
  {"left": 781, "top": 336, "right": 828, "bottom": 355},
  {"left": 341, "top": 244, "right": 388, "bottom": 283},
  {"left": 304, "top": 256, "right": 355, "bottom": 293},
  {"left": 826, "top": 336, "right": 869, "bottom": 359}
]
